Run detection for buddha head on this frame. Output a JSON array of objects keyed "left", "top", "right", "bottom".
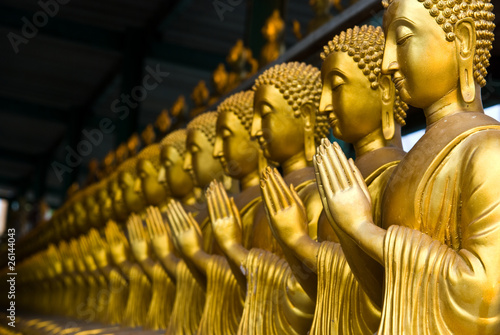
[
  {"left": 159, "top": 129, "right": 195, "bottom": 201},
  {"left": 252, "top": 62, "right": 330, "bottom": 168},
  {"left": 71, "top": 190, "right": 88, "bottom": 233},
  {"left": 82, "top": 183, "right": 102, "bottom": 228},
  {"left": 96, "top": 177, "right": 114, "bottom": 223},
  {"left": 117, "top": 157, "right": 145, "bottom": 214},
  {"left": 214, "top": 91, "right": 263, "bottom": 187},
  {"left": 108, "top": 170, "right": 128, "bottom": 221},
  {"left": 185, "top": 111, "right": 224, "bottom": 189},
  {"left": 320, "top": 25, "right": 408, "bottom": 145},
  {"left": 135, "top": 143, "right": 168, "bottom": 206},
  {"left": 381, "top": 0, "right": 495, "bottom": 110}
]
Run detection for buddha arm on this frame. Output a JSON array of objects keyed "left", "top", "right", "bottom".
[
  {"left": 157, "top": 254, "right": 180, "bottom": 282},
  {"left": 220, "top": 241, "right": 249, "bottom": 288},
  {"left": 327, "top": 221, "right": 384, "bottom": 308}
]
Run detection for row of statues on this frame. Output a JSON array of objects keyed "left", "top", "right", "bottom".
[{"left": 8, "top": 0, "right": 499, "bottom": 334}]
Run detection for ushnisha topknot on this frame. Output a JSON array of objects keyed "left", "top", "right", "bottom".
[
  {"left": 217, "top": 91, "right": 255, "bottom": 134},
  {"left": 137, "top": 143, "right": 161, "bottom": 170},
  {"left": 321, "top": 25, "right": 408, "bottom": 125},
  {"left": 187, "top": 111, "right": 218, "bottom": 145},
  {"left": 160, "top": 129, "right": 188, "bottom": 157},
  {"left": 382, "top": 0, "right": 495, "bottom": 87},
  {"left": 253, "top": 62, "right": 330, "bottom": 143}
]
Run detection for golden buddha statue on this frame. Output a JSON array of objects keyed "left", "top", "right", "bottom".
[
  {"left": 314, "top": 1, "right": 499, "bottom": 334},
  {"left": 171, "top": 95, "right": 188, "bottom": 118},
  {"left": 115, "top": 143, "right": 129, "bottom": 166},
  {"left": 127, "top": 143, "right": 179, "bottom": 329},
  {"left": 190, "top": 80, "right": 210, "bottom": 118},
  {"left": 261, "top": 25, "right": 408, "bottom": 335},
  {"left": 209, "top": 64, "right": 230, "bottom": 106},
  {"left": 141, "top": 124, "right": 157, "bottom": 147},
  {"left": 165, "top": 92, "right": 262, "bottom": 335},
  {"left": 127, "top": 133, "right": 141, "bottom": 157},
  {"left": 161, "top": 111, "right": 231, "bottom": 334},
  {"left": 158, "top": 129, "right": 196, "bottom": 207},
  {"left": 227, "top": 39, "right": 258, "bottom": 90},
  {"left": 155, "top": 109, "right": 172, "bottom": 139},
  {"left": 207, "top": 62, "right": 329, "bottom": 335},
  {"left": 260, "top": 10, "right": 285, "bottom": 67}
]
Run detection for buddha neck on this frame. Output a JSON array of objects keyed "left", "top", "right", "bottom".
[
  {"left": 424, "top": 86, "right": 483, "bottom": 128},
  {"left": 353, "top": 128, "right": 387, "bottom": 158},
  {"left": 240, "top": 169, "right": 260, "bottom": 191},
  {"left": 281, "top": 151, "right": 309, "bottom": 176}
]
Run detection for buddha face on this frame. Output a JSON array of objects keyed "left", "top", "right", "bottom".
[
  {"left": 108, "top": 178, "right": 128, "bottom": 221},
  {"left": 135, "top": 158, "right": 167, "bottom": 206},
  {"left": 382, "top": 0, "right": 458, "bottom": 109},
  {"left": 214, "top": 110, "right": 260, "bottom": 180},
  {"left": 320, "top": 51, "right": 383, "bottom": 143},
  {"left": 159, "top": 146, "right": 194, "bottom": 199},
  {"left": 184, "top": 129, "right": 223, "bottom": 188},
  {"left": 72, "top": 199, "right": 87, "bottom": 232},
  {"left": 252, "top": 85, "right": 305, "bottom": 164},
  {"left": 118, "top": 171, "right": 145, "bottom": 213},
  {"left": 96, "top": 187, "right": 113, "bottom": 223},
  {"left": 84, "top": 193, "right": 101, "bottom": 227}
]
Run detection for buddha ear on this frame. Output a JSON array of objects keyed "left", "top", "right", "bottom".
[
  {"left": 300, "top": 102, "right": 316, "bottom": 162},
  {"left": 379, "top": 75, "right": 395, "bottom": 141},
  {"left": 455, "top": 18, "right": 476, "bottom": 104}
]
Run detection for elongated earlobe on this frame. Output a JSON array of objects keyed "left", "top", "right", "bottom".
[
  {"left": 301, "top": 103, "right": 316, "bottom": 162},
  {"left": 379, "top": 75, "right": 395, "bottom": 141},
  {"left": 455, "top": 18, "right": 476, "bottom": 104}
]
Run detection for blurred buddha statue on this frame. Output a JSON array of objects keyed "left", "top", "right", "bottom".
[
  {"left": 314, "top": 1, "right": 499, "bottom": 334},
  {"left": 262, "top": 26, "right": 408, "bottom": 335},
  {"left": 85, "top": 158, "right": 100, "bottom": 186},
  {"left": 159, "top": 111, "right": 231, "bottom": 334},
  {"left": 115, "top": 143, "right": 129, "bottom": 166},
  {"left": 127, "top": 133, "right": 141, "bottom": 157},
  {"left": 165, "top": 92, "right": 262, "bottom": 334},
  {"left": 227, "top": 40, "right": 258, "bottom": 91},
  {"left": 171, "top": 95, "right": 188, "bottom": 118},
  {"left": 209, "top": 64, "right": 230, "bottom": 106},
  {"left": 260, "top": 10, "right": 285, "bottom": 67},
  {"left": 102, "top": 150, "right": 116, "bottom": 178},
  {"left": 155, "top": 109, "right": 172, "bottom": 139},
  {"left": 208, "top": 62, "right": 329, "bottom": 334},
  {"left": 127, "top": 143, "right": 175, "bottom": 329},
  {"left": 141, "top": 124, "right": 157, "bottom": 147},
  {"left": 190, "top": 81, "right": 210, "bottom": 118}
]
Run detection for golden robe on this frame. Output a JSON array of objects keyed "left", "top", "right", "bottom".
[
  {"left": 146, "top": 264, "right": 175, "bottom": 330},
  {"left": 379, "top": 112, "right": 500, "bottom": 334},
  {"left": 311, "top": 148, "right": 403, "bottom": 335},
  {"left": 166, "top": 260, "right": 205, "bottom": 335}
]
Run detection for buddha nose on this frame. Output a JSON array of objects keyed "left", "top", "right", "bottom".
[
  {"left": 134, "top": 179, "right": 142, "bottom": 194},
  {"left": 158, "top": 166, "right": 167, "bottom": 184},
  {"left": 319, "top": 86, "right": 333, "bottom": 115},
  {"left": 213, "top": 136, "right": 223, "bottom": 159},
  {"left": 183, "top": 152, "right": 192, "bottom": 172},
  {"left": 381, "top": 46, "right": 399, "bottom": 75},
  {"left": 251, "top": 113, "right": 263, "bottom": 140}
]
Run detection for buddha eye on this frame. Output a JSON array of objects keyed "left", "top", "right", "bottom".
[
  {"left": 222, "top": 128, "right": 232, "bottom": 138},
  {"left": 261, "top": 104, "right": 273, "bottom": 117},
  {"left": 332, "top": 76, "right": 345, "bottom": 91},
  {"left": 396, "top": 26, "right": 413, "bottom": 46}
]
